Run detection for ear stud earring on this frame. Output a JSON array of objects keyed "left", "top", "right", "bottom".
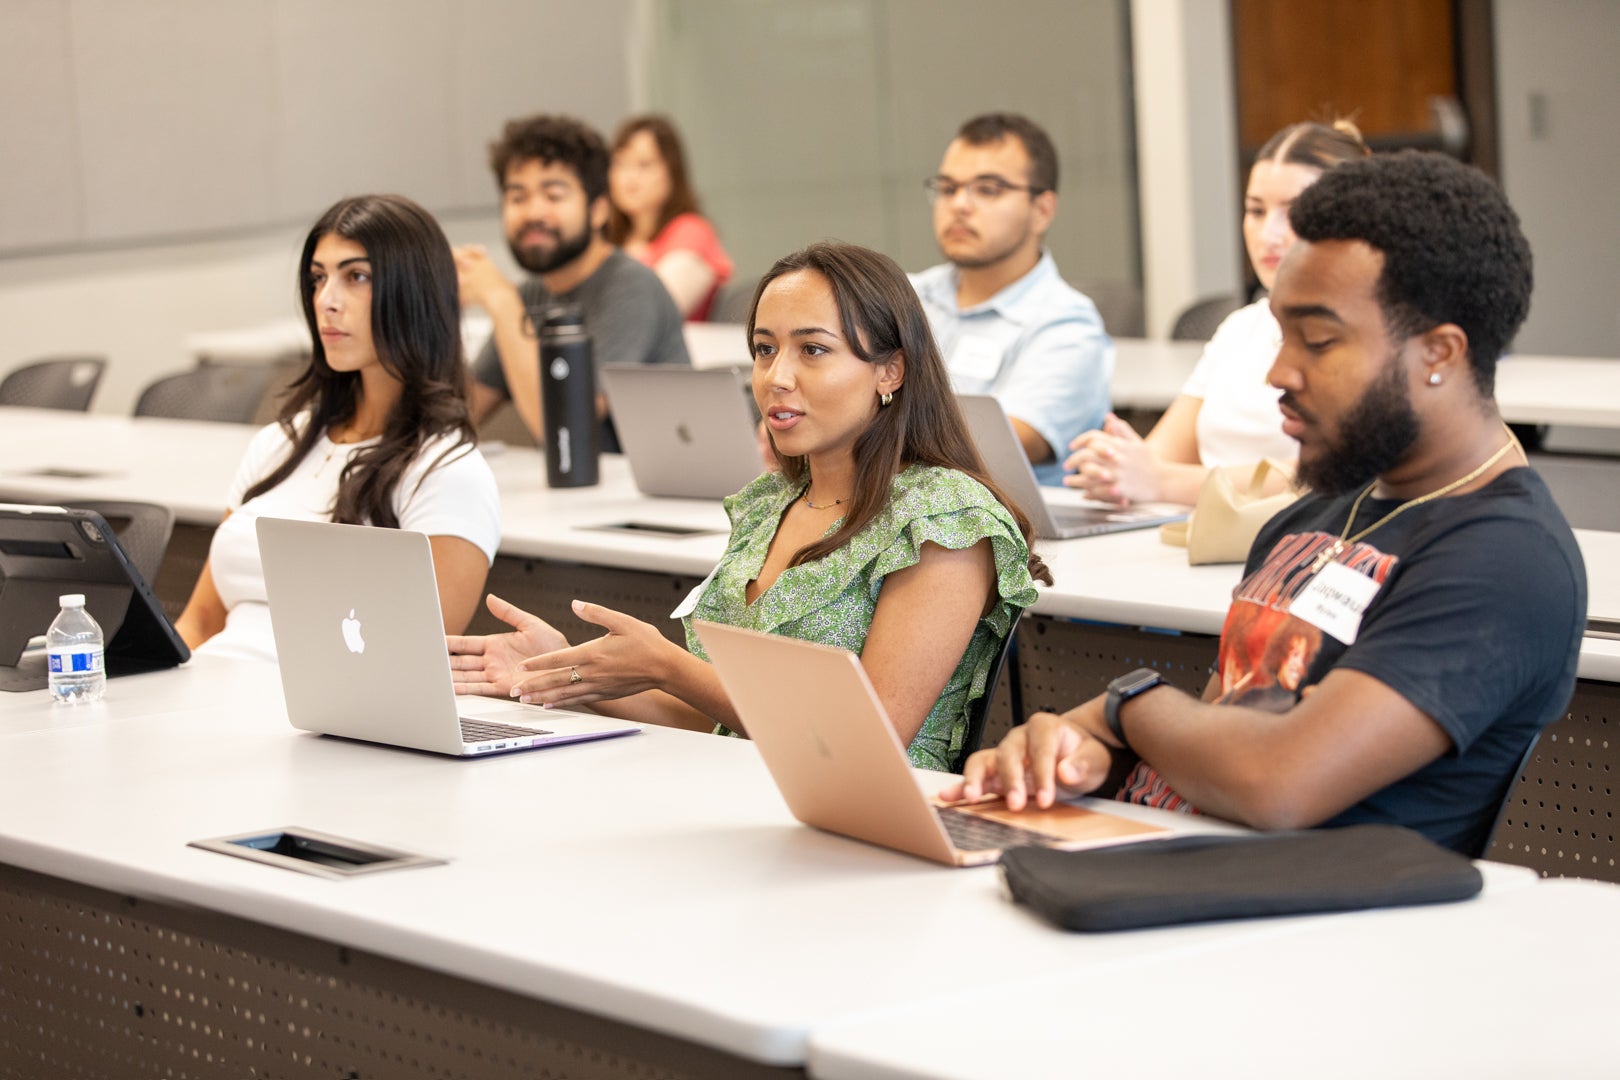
[{"left": 1427, "top": 372, "right": 1442, "bottom": 386}]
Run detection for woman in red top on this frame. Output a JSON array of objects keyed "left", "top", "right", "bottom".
[{"left": 608, "top": 115, "right": 735, "bottom": 321}]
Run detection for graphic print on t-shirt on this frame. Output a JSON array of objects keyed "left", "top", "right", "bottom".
[{"left": 1115, "top": 530, "right": 1397, "bottom": 812}]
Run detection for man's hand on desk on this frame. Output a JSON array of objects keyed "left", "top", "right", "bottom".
[
  {"left": 447, "top": 593, "right": 568, "bottom": 698},
  {"left": 940, "top": 704, "right": 1115, "bottom": 810},
  {"left": 453, "top": 243, "right": 523, "bottom": 317}
]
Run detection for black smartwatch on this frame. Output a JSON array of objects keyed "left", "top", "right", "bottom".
[{"left": 1104, "top": 668, "right": 1164, "bottom": 751}]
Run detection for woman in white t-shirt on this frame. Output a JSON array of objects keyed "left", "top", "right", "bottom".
[
  {"left": 174, "top": 195, "right": 501, "bottom": 661},
  {"left": 1064, "top": 120, "right": 1370, "bottom": 506}
]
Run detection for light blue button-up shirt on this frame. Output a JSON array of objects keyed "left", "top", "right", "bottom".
[{"left": 911, "top": 251, "right": 1113, "bottom": 485}]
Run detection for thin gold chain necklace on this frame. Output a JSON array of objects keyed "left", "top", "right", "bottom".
[
  {"left": 1309, "top": 428, "right": 1521, "bottom": 574},
  {"left": 802, "top": 490, "right": 846, "bottom": 510}
]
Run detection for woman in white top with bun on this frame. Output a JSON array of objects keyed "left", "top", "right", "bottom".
[
  {"left": 174, "top": 194, "right": 501, "bottom": 661},
  {"left": 1065, "top": 120, "right": 1370, "bottom": 506}
]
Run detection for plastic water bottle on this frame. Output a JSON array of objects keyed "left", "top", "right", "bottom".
[
  {"left": 538, "top": 302, "right": 600, "bottom": 487},
  {"left": 47, "top": 593, "right": 106, "bottom": 705}
]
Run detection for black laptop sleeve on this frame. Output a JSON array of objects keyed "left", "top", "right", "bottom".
[{"left": 999, "top": 824, "right": 1483, "bottom": 932}]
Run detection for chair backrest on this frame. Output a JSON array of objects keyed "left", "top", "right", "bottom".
[
  {"left": 1482, "top": 733, "right": 1542, "bottom": 857},
  {"left": 1170, "top": 294, "right": 1247, "bottom": 341},
  {"left": 1071, "top": 280, "right": 1145, "bottom": 339},
  {"left": 133, "top": 363, "right": 277, "bottom": 423},
  {"left": 707, "top": 274, "right": 759, "bottom": 325},
  {"left": 56, "top": 501, "right": 175, "bottom": 586},
  {"left": 1485, "top": 681, "right": 1620, "bottom": 882},
  {"left": 0, "top": 356, "right": 106, "bottom": 411},
  {"left": 951, "top": 610, "right": 1025, "bottom": 774}
]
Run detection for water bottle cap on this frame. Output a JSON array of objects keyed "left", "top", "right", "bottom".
[
  {"left": 539, "top": 301, "right": 585, "bottom": 329},
  {"left": 59, "top": 593, "right": 86, "bottom": 608}
]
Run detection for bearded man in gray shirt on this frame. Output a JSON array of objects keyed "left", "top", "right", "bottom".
[{"left": 456, "top": 113, "right": 688, "bottom": 445}]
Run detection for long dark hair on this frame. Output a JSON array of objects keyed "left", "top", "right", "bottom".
[
  {"left": 242, "top": 194, "right": 475, "bottom": 528},
  {"left": 606, "top": 114, "right": 701, "bottom": 246},
  {"left": 750, "top": 241, "right": 1051, "bottom": 584}
]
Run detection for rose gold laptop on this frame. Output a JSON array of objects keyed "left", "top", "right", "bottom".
[{"left": 694, "top": 620, "right": 1167, "bottom": 867}]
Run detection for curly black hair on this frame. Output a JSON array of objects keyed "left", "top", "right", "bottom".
[
  {"left": 487, "top": 114, "right": 609, "bottom": 207},
  {"left": 1289, "top": 151, "right": 1533, "bottom": 394}
]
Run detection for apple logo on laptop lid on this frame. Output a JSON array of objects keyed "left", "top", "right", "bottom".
[{"left": 341, "top": 609, "right": 365, "bottom": 654}]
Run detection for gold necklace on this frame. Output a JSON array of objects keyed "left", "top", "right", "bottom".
[
  {"left": 1309, "top": 428, "right": 1522, "bottom": 574},
  {"left": 803, "top": 490, "right": 846, "bottom": 510}
]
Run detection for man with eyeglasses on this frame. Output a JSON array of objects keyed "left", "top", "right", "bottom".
[{"left": 911, "top": 113, "right": 1113, "bottom": 484}]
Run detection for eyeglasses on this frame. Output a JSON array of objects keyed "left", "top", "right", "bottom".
[{"left": 923, "top": 175, "right": 1046, "bottom": 205}]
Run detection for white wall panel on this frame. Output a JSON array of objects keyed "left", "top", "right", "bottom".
[
  {"left": 1495, "top": 0, "right": 1620, "bottom": 357},
  {"left": 270, "top": 0, "right": 458, "bottom": 219},
  {"left": 449, "top": 0, "right": 635, "bottom": 208},
  {"left": 0, "top": 0, "right": 81, "bottom": 249},
  {"left": 70, "top": 0, "right": 276, "bottom": 241}
]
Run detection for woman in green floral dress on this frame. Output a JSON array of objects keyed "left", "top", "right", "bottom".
[{"left": 448, "top": 242, "right": 1050, "bottom": 770}]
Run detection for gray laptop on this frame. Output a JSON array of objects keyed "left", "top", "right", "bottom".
[
  {"left": 601, "top": 364, "right": 764, "bottom": 500},
  {"left": 957, "top": 394, "right": 1187, "bottom": 540},
  {"left": 258, "top": 517, "right": 639, "bottom": 756}
]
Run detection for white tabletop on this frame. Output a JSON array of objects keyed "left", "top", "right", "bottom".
[
  {"left": 807, "top": 874, "right": 1615, "bottom": 1080},
  {"left": 1108, "top": 337, "right": 1204, "bottom": 410},
  {"left": 4, "top": 405, "right": 1618, "bottom": 679},
  {"left": 1, "top": 655, "right": 1303, "bottom": 1065},
  {"left": 184, "top": 314, "right": 753, "bottom": 373},
  {"left": 1108, "top": 338, "right": 1620, "bottom": 430}
]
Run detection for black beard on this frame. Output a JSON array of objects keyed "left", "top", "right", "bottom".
[
  {"left": 1295, "top": 352, "right": 1420, "bottom": 496},
  {"left": 509, "top": 223, "right": 592, "bottom": 276}
]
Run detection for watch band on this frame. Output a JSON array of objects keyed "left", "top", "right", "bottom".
[{"left": 1105, "top": 668, "right": 1164, "bottom": 751}]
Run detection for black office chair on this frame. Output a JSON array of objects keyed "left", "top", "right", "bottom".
[
  {"left": 1170, "top": 294, "right": 1247, "bottom": 341},
  {"left": 133, "top": 363, "right": 277, "bottom": 423},
  {"left": 707, "top": 274, "right": 759, "bottom": 324},
  {"left": 951, "top": 611, "right": 1025, "bottom": 774},
  {"left": 0, "top": 356, "right": 106, "bottom": 411},
  {"left": 57, "top": 501, "right": 175, "bottom": 587}
]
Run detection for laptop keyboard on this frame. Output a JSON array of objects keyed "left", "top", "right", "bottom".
[
  {"left": 937, "top": 806, "right": 1056, "bottom": 853},
  {"left": 459, "top": 717, "right": 553, "bottom": 744}
]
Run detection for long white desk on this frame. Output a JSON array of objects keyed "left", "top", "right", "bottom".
[
  {"left": 4, "top": 406, "right": 1618, "bottom": 881},
  {"left": 180, "top": 319, "right": 1620, "bottom": 429},
  {"left": 807, "top": 875, "right": 1620, "bottom": 1080},
  {"left": 3, "top": 408, "right": 1620, "bottom": 1073},
  {"left": 1111, "top": 339, "right": 1620, "bottom": 432},
  {"left": 186, "top": 314, "right": 752, "bottom": 371},
  {"left": 2, "top": 654, "right": 1334, "bottom": 1075}
]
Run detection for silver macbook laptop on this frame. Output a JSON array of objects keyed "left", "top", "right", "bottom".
[
  {"left": 693, "top": 620, "right": 1167, "bottom": 867},
  {"left": 601, "top": 364, "right": 764, "bottom": 500},
  {"left": 258, "top": 517, "right": 639, "bottom": 756},
  {"left": 957, "top": 394, "right": 1187, "bottom": 540}
]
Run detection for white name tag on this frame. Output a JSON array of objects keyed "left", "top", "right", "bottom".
[
  {"left": 670, "top": 561, "right": 723, "bottom": 620},
  {"left": 947, "top": 336, "right": 1004, "bottom": 386},
  {"left": 1288, "top": 560, "right": 1381, "bottom": 645}
]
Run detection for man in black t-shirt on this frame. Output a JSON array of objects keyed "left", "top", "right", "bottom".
[
  {"left": 456, "top": 114, "right": 688, "bottom": 444},
  {"left": 950, "top": 153, "right": 1586, "bottom": 855}
]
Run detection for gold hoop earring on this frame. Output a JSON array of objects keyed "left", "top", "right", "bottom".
[{"left": 880, "top": 391, "right": 894, "bottom": 407}]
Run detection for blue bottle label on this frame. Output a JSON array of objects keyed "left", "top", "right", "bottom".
[{"left": 48, "top": 646, "right": 103, "bottom": 674}]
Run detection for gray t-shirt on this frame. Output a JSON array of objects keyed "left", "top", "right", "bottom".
[{"left": 471, "top": 249, "right": 689, "bottom": 400}]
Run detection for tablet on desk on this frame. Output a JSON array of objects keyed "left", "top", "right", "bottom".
[{"left": 0, "top": 504, "right": 189, "bottom": 692}]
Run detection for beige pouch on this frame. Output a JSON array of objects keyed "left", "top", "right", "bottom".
[{"left": 1160, "top": 459, "right": 1297, "bottom": 565}]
